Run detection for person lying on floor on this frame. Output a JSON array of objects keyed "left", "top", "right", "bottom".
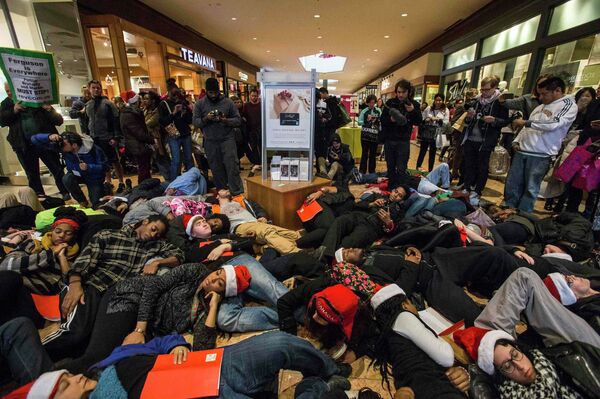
[
  {"left": 169, "top": 213, "right": 292, "bottom": 333},
  {"left": 59, "top": 263, "right": 250, "bottom": 373},
  {"left": 455, "top": 267, "right": 600, "bottom": 398},
  {"left": 2, "top": 319, "right": 350, "bottom": 399},
  {"left": 0, "top": 192, "right": 37, "bottom": 231},
  {"left": 210, "top": 189, "right": 302, "bottom": 255},
  {"left": 40, "top": 215, "right": 183, "bottom": 361},
  {"left": 121, "top": 194, "right": 209, "bottom": 226},
  {"left": 163, "top": 166, "right": 207, "bottom": 196},
  {"left": 297, "top": 185, "right": 356, "bottom": 249}
]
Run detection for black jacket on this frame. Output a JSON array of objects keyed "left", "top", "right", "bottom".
[
  {"left": 327, "top": 134, "right": 354, "bottom": 172},
  {"left": 579, "top": 98, "right": 600, "bottom": 145},
  {"left": 158, "top": 98, "right": 192, "bottom": 137},
  {"left": 462, "top": 98, "right": 509, "bottom": 152},
  {"left": 568, "top": 295, "right": 600, "bottom": 335},
  {"left": 120, "top": 106, "right": 155, "bottom": 157},
  {"left": 0, "top": 98, "right": 63, "bottom": 149},
  {"left": 380, "top": 97, "right": 422, "bottom": 142}
]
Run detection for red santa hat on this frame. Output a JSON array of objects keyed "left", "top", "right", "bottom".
[
  {"left": 543, "top": 273, "right": 577, "bottom": 306},
  {"left": 120, "top": 90, "right": 139, "bottom": 105},
  {"left": 309, "top": 284, "right": 359, "bottom": 341},
  {"left": 182, "top": 214, "right": 205, "bottom": 238},
  {"left": 453, "top": 327, "right": 514, "bottom": 375},
  {"left": 4, "top": 370, "right": 67, "bottom": 399},
  {"left": 370, "top": 283, "right": 405, "bottom": 311},
  {"left": 221, "top": 265, "right": 251, "bottom": 297}
]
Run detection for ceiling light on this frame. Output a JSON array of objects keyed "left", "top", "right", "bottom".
[
  {"left": 276, "top": 59, "right": 280, "bottom": 62},
  {"left": 103, "top": 41, "right": 108, "bottom": 47},
  {"left": 299, "top": 52, "right": 346, "bottom": 73},
  {"left": 384, "top": 35, "right": 390, "bottom": 39},
  {"left": 252, "top": 37, "right": 257, "bottom": 40},
  {"left": 231, "top": 17, "right": 237, "bottom": 20},
  {"left": 314, "top": 14, "right": 320, "bottom": 18},
  {"left": 317, "top": 36, "right": 322, "bottom": 39},
  {"left": 266, "top": 50, "right": 271, "bottom": 53},
  {"left": 366, "top": 58, "right": 371, "bottom": 61},
  {"left": 373, "top": 49, "right": 378, "bottom": 52},
  {"left": 401, "top": 13, "right": 408, "bottom": 17}
]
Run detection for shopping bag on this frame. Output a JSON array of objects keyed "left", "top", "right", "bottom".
[
  {"left": 572, "top": 155, "right": 600, "bottom": 192},
  {"left": 488, "top": 145, "right": 510, "bottom": 176},
  {"left": 553, "top": 139, "right": 597, "bottom": 183},
  {"left": 436, "top": 131, "right": 450, "bottom": 148}
]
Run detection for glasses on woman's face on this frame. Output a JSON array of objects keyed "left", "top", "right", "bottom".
[{"left": 499, "top": 348, "right": 523, "bottom": 374}]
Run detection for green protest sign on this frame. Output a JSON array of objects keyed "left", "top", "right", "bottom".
[{"left": 0, "top": 47, "right": 59, "bottom": 107}]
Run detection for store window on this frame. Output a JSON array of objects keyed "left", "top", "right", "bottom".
[
  {"left": 445, "top": 44, "right": 477, "bottom": 70},
  {"left": 548, "top": 0, "right": 600, "bottom": 36},
  {"left": 88, "top": 27, "right": 120, "bottom": 98},
  {"left": 540, "top": 33, "right": 600, "bottom": 94},
  {"left": 444, "top": 70, "right": 473, "bottom": 101},
  {"left": 33, "top": 2, "right": 89, "bottom": 99},
  {"left": 123, "top": 31, "right": 152, "bottom": 92},
  {"left": 479, "top": 54, "right": 531, "bottom": 96},
  {"left": 481, "top": 15, "right": 540, "bottom": 58}
]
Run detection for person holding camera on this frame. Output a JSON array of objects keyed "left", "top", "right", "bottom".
[
  {"left": 32, "top": 133, "right": 109, "bottom": 208},
  {"left": 159, "top": 80, "right": 194, "bottom": 181},
  {"left": 380, "top": 79, "right": 423, "bottom": 190},
  {"left": 0, "top": 82, "right": 70, "bottom": 199},
  {"left": 418, "top": 93, "right": 449, "bottom": 172},
  {"left": 193, "top": 77, "right": 243, "bottom": 195}
]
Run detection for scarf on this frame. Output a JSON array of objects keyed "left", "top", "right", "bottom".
[
  {"left": 498, "top": 350, "right": 582, "bottom": 399},
  {"left": 327, "top": 261, "right": 380, "bottom": 299},
  {"left": 90, "top": 366, "right": 127, "bottom": 399},
  {"left": 478, "top": 89, "right": 501, "bottom": 106},
  {"left": 39, "top": 232, "right": 80, "bottom": 259}
]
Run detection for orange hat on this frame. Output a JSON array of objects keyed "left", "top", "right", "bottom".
[
  {"left": 454, "top": 327, "right": 513, "bottom": 375},
  {"left": 222, "top": 265, "right": 251, "bottom": 297},
  {"left": 310, "top": 284, "right": 359, "bottom": 341}
]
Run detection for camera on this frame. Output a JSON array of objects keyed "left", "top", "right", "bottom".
[{"left": 208, "top": 109, "right": 224, "bottom": 119}]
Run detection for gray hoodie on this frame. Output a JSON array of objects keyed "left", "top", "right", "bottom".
[{"left": 193, "top": 95, "right": 241, "bottom": 141}]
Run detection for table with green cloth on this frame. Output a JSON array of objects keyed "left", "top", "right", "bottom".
[{"left": 337, "top": 126, "right": 362, "bottom": 159}]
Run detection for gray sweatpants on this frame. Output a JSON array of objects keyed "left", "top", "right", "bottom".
[
  {"left": 475, "top": 268, "right": 600, "bottom": 349},
  {"left": 205, "top": 136, "right": 243, "bottom": 195}
]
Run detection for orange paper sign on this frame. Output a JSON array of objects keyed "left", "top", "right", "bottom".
[
  {"left": 297, "top": 201, "right": 323, "bottom": 222},
  {"left": 140, "top": 348, "right": 224, "bottom": 399},
  {"left": 31, "top": 293, "right": 61, "bottom": 321}
]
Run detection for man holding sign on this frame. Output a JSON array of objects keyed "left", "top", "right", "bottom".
[{"left": 0, "top": 48, "right": 69, "bottom": 199}]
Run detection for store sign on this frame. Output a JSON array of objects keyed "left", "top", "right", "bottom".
[
  {"left": 238, "top": 72, "right": 248, "bottom": 81},
  {"left": 180, "top": 47, "right": 216, "bottom": 71}
]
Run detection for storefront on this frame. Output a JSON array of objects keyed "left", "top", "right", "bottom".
[
  {"left": 441, "top": 0, "right": 600, "bottom": 98},
  {"left": 225, "top": 63, "right": 257, "bottom": 102}
]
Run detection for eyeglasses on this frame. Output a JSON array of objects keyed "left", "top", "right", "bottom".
[
  {"left": 480, "top": 87, "right": 494, "bottom": 92},
  {"left": 498, "top": 348, "right": 523, "bottom": 374}
]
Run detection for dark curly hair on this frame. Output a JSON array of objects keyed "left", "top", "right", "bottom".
[
  {"left": 53, "top": 206, "right": 88, "bottom": 227},
  {"left": 207, "top": 213, "right": 230, "bottom": 234}
]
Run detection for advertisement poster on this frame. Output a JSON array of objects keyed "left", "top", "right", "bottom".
[
  {"left": 0, "top": 47, "right": 58, "bottom": 107},
  {"left": 340, "top": 94, "right": 359, "bottom": 117},
  {"left": 265, "top": 87, "right": 312, "bottom": 149}
]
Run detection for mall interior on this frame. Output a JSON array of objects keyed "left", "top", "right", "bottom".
[{"left": 0, "top": 0, "right": 599, "bottom": 398}]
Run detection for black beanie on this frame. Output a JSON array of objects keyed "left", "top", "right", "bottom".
[{"left": 206, "top": 78, "right": 219, "bottom": 92}]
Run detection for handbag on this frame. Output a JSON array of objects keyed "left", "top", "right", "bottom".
[
  {"left": 191, "top": 128, "right": 204, "bottom": 155},
  {"left": 418, "top": 124, "right": 438, "bottom": 141},
  {"left": 162, "top": 101, "right": 181, "bottom": 138},
  {"left": 571, "top": 154, "right": 600, "bottom": 192},
  {"left": 435, "top": 129, "right": 450, "bottom": 148},
  {"left": 488, "top": 145, "right": 510, "bottom": 175},
  {"left": 553, "top": 139, "right": 598, "bottom": 183},
  {"left": 451, "top": 112, "right": 468, "bottom": 133}
]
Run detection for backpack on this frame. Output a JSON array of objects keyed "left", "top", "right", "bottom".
[{"left": 334, "top": 102, "right": 352, "bottom": 129}]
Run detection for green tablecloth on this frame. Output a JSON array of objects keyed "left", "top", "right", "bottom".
[{"left": 338, "top": 127, "right": 362, "bottom": 159}]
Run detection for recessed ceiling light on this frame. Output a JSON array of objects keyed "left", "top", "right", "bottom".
[
  {"left": 231, "top": 17, "right": 237, "bottom": 20},
  {"left": 373, "top": 49, "right": 378, "bottom": 52},
  {"left": 314, "top": 14, "right": 320, "bottom": 18},
  {"left": 317, "top": 36, "right": 322, "bottom": 39},
  {"left": 366, "top": 58, "right": 371, "bottom": 61},
  {"left": 252, "top": 37, "right": 257, "bottom": 40},
  {"left": 276, "top": 59, "right": 280, "bottom": 62},
  {"left": 384, "top": 35, "right": 390, "bottom": 39},
  {"left": 401, "top": 13, "right": 408, "bottom": 17},
  {"left": 266, "top": 50, "right": 271, "bottom": 53}
]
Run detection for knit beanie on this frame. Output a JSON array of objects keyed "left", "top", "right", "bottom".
[
  {"left": 454, "top": 327, "right": 514, "bottom": 375},
  {"left": 543, "top": 273, "right": 577, "bottom": 306},
  {"left": 222, "top": 265, "right": 251, "bottom": 297},
  {"left": 4, "top": 370, "right": 68, "bottom": 399},
  {"left": 205, "top": 78, "right": 219, "bottom": 92}
]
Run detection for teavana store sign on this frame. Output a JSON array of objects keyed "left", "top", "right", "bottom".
[{"left": 180, "top": 48, "right": 217, "bottom": 72}]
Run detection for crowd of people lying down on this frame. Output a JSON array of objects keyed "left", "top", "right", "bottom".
[{"left": 0, "top": 167, "right": 598, "bottom": 399}]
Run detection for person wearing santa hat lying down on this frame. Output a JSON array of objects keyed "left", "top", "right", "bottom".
[
  {"left": 3, "top": 329, "right": 350, "bottom": 399},
  {"left": 60, "top": 263, "right": 252, "bottom": 374},
  {"left": 455, "top": 267, "right": 600, "bottom": 398}
]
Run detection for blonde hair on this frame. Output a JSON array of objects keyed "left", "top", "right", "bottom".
[{"left": 480, "top": 76, "right": 500, "bottom": 89}]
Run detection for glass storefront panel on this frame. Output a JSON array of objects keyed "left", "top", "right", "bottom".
[
  {"left": 444, "top": 70, "right": 473, "bottom": 102},
  {"left": 123, "top": 31, "right": 152, "bottom": 92},
  {"left": 479, "top": 53, "right": 531, "bottom": 96},
  {"left": 445, "top": 44, "right": 477, "bottom": 70},
  {"left": 549, "top": 0, "right": 600, "bottom": 36},
  {"left": 481, "top": 15, "right": 540, "bottom": 58},
  {"left": 89, "top": 27, "right": 121, "bottom": 99},
  {"left": 540, "top": 33, "right": 600, "bottom": 94}
]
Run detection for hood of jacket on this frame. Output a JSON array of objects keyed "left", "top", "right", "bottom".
[{"left": 78, "top": 134, "right": 95, "bottom": 155}]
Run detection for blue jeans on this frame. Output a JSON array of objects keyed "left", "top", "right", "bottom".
[
  {"left": 504, "top": 152, "right": 551, "bottom": 213},
  {"left": 167, "top": 135, "right": 194, "bottom": 180},
  {"left": 219, "top": 331, "right": 339, "bottom": 398},
  {"left": 0, "top": 317, "right": 53, "bottom": 385},
  {"left": 217, "top": 254, "right": 288, "bottom": 332},
  {"left": 421, "top": 162, "right": 450, "bottom": 192},
  {"left": 62, "top": 172, "right": 105, "bottom": 207}
]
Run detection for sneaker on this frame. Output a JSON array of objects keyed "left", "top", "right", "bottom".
[
  {"left": 116, "top": 182, "right": 126, "bottom": 194},
  {"left": 469, "top": 194, "right": 480, "bottom": 207},
  {"left": 350, "top": 168, "right": 362, "bottom": 184},
  {"left": 327, "top": 375, "right": 351, "bottom": 391},
  {"left": 61, "top": 193, "right": 71, "bottom": 201}
]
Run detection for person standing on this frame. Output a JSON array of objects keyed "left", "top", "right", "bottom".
[
  {"left": 418, "top": 93, "right": 449, "bottom": 172},
  {"left": 357, "top": 94, "right": 381, "bottom": 174},
  {"left": 68, "top": 85, "right": 91, "bottom": 135},
  {"left": 193, "top": 78, "right": 243, "bottom": 195},
  {"left": 380, "top": 79, "right": 423, "bottom": 190},
  {"left": 461, "top": 76, "right": 509, "bottom": 205},
  {"left": 0, "top": 82, "right": 70, "bottom": 199},
  {"left": 242, "top": 88, "right": 262, "bottom": 176},
  {"left": 143, "top": 91, "right": 171, "bottom": 181},
  {"left": 504, "top": 77, "right": 577, "bottom": 212},
  {"left": 315, "top": 87, "right": 342, "bottom": 177},
  {"left": 85, "top": 80, "right": 125, "bottom": 194},
  {"left": 230, "top": 95, "right": 247, "bottom": 167},
  {"left": 158, "top": 81, "right": 194, "bottom": 180},
  {"left": 119, "top": 90, "right": 155, "bottom": 183}
]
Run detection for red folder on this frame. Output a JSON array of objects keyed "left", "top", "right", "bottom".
[
  {"left": 31, "top": 294, "right": 61, "bottom": 321},
  {"left": 140, "top": 348, "right": 224, "bottom": 399},
  {"left": 297, "top": 201, "right": 323, "bottom": 222}
]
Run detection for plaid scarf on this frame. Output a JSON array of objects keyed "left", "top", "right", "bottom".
[{"left": 498, "top": 350, "right": 582, "bottom": 399}]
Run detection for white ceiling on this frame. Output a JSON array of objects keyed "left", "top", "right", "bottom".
[{"left": 141, "top": 0, "right": 491, "bottom": 94}]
